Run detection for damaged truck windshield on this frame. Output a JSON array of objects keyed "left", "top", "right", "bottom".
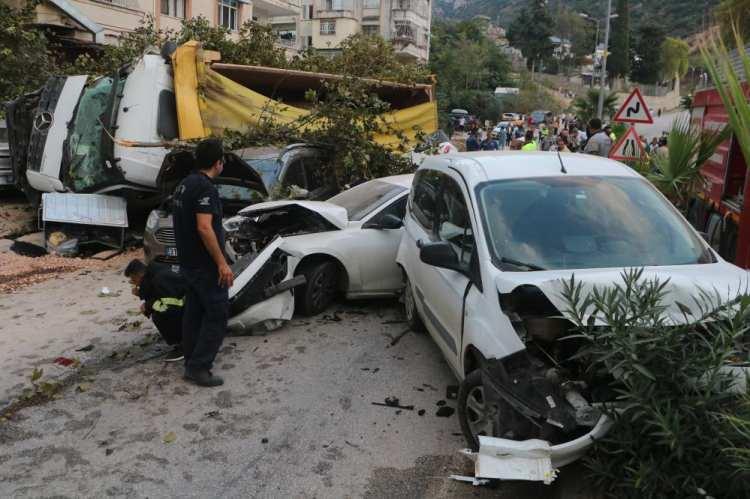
[{"left": 65, "top": 74, "right": 124, "bottom": 192}]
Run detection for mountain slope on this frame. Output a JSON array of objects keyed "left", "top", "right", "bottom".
[{"left": 433, "top": 0, "right": 719, "bottom": 38}]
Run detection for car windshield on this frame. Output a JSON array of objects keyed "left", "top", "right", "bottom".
[
  {"left": 245, "top": 157, "right": 281, "bottom": 190},
  {"left": 477, "top": 176, "right": 712, "bottom": 271},
  {"left": 328, "top": 180, "right": 407, "bottom": 221}
]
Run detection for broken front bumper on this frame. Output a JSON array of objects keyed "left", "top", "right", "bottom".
[
  {"left": 463, "top": 415, "right": 613, "bottom": 484},
  {"left": 227, "top": 237, "right": 304, "bottom": 333}
]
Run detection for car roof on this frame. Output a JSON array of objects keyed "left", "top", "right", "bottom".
[
  {"left": 417, "top": 152, "right": 641, "bottom": 185},
  {"left": 373, "top": 174, "right": 414, "bottom": 188}
]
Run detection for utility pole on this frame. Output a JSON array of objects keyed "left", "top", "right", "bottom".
[{"left": 597, "top": 0, "right": 612, "bottom": 120}]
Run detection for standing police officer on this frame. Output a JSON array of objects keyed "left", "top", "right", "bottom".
[{"left": 173, "top": 138, "right": 234, "bottom": 387}]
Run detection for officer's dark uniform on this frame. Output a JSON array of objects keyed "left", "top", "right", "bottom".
[
  {"left": 172, "top": 171, "right": 229, "bottom": 372},
  {"left": 138, "top": 263, "right": 187, "bottom": 346}
]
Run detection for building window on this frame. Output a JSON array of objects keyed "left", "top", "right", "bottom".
[
  {"left": 397, "top": 0, "right": 411, "bottom": 9},
  {"left": 394, "top": 20, "right": 414, "bottom": 39},
  {"left": 161, "top": 0, "right": 185, "bottom": 18},
  {"left": 219, "top": 0, "right": 238, "bottom": 31},
  {"left": 320, "top": 20, "right": 336, "bottom": 35},
  {"left": 324, "top": 0, "right": 343, "bottom": 10},
  {"left": 362, "top": 25, "right": 379, "bottom": 36},
  {"left": 303, "top": 4, "right": 313, "bottom": 19},
  {"left": 364, "top": 0, "right": 379, "bottom": 8}
]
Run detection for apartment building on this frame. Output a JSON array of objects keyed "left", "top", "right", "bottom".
[
  {"left": 17, "top": 0, "right": 298, "bottom": 49},
  {"left": 297, "top": 0, "right": 431, "bottom": 62},
  {"left": 17, "top": 0, "right": 429, "bottom": 61}
]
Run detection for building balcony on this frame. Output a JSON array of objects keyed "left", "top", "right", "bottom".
[
  {"left": 253, "top": 0, "right": 300, "bottom": 17},
  {"left": 390, "top": 0, "right": 429, "bottom": 18},
  {"left": 315, "top": 0, "right": 355, "bottom": 18}
]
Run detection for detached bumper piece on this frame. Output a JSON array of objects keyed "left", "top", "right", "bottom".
[{"left": 460, "top": 437, "right": 557, "bottom": 484}]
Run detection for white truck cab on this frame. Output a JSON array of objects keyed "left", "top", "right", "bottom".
[{"left": 5, "top": 52, "right": 175, "bottom": 201}]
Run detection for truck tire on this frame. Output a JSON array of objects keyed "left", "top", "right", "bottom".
[{"left": 295, "top": 260, "right": 339, "bottom": 316}]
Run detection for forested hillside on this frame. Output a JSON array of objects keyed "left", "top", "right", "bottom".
[{"left": 433, "top": 0, "right": 718, "bottom": 37}]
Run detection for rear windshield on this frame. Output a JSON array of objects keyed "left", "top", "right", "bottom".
[
  {"left": 477, "top": 176, "right": 712, "bottom": 271},
  {"left": 328, "top": 180, "right": 407, "bottom": 221}
]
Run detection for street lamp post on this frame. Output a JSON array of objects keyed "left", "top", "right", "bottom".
[{"left": 597, "top": 0, "right": 613, "bottom": 120}]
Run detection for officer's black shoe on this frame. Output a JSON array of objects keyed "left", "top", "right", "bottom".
[{"left": 183, "top": 368, "right": 224, "bottom": 387}]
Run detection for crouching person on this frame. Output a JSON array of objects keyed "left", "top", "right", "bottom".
[{"left": 124, "top": 259, "right": 187, "bottom": 362}]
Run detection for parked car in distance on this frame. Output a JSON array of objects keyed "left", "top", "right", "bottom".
[
  {"left": 529, "top": 110, "right": 551, "bottom": 125},
  {"left": 143, "top": 144, "right": 335, "bottom": 265},
  {"left": 397, "top": 151, "right": 749, "bottom": 468}
]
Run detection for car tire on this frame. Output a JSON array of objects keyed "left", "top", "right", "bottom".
[
  {"left": 295, "top": 260, "right": 339, "bottom": 316},
  {"left": 458, "top": 369, "right": 495, "bottom": 451},
  {"left": 403, "top": 274, "right": 425, "bottom": 332}
]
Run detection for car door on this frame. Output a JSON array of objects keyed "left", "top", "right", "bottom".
[
  {"left": 355, "top": 196, "right": 408, "bottom": 294},
  {"left": 422, "top": 174, "right": 476, "bottom": 369},
  {"left": 403, "top": 169, "right": 465, "bottom": 369}
]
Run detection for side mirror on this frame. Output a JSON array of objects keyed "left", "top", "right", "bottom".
[
  {"left": 419, "top": 241, "right": 465, "bottom": 273},
  {"left": 364, "top": 213, "right": 403, "bottom": 230}
]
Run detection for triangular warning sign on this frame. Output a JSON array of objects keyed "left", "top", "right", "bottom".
[
  {"left": 609, "top": 126, "right": 646, "bottom": 161},
  {"left": 613, "top": 87, "right": 653, "bottom": 124}
]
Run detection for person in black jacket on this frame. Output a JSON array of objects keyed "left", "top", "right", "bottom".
[{"left": 124, "top": 259, "right": 187, "bottom": 361}]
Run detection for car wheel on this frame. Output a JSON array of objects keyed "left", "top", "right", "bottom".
[
  {"left": 296, "top": 260, "right": 339, "bottom": 316},
  {"left": 458, "top": 369, "right": 496, "bottom": 451},
  {"left": 403, "top": 274, "right": 425, "bottom": 332}
]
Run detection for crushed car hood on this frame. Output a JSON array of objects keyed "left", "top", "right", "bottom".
[
  {"left": 495, "top": 262, "right": 749, "bottom": 324},
  {"left": 237, "top": 200, "right": 348, "bottom": 229}
]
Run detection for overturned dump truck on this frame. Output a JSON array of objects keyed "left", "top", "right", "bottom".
[{"left": 4, "top": 41, "right": 437, "bottom": 206}]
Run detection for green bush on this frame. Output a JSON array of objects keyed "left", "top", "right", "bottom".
[{"left": 561, "top": 269, "right": 750, "bottom": 498}]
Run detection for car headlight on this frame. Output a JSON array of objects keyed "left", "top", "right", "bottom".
[
  {"left": 223, "top": 215, "right": 244, "bottom": 233},
  {"left": 146, "top": 210, "right": 161, "bottom": 231}
]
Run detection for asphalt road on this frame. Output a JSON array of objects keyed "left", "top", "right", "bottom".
[{"left": 0, "top": 265, "right": 595, "bottom": 498}]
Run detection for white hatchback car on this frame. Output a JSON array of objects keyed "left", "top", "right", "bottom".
[{"left": 397, "top": 151, "right": 748, "bottom": 467}]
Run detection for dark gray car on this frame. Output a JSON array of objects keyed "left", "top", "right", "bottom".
[{"left": 143, "top": 144, "right": 336, "bottom": 265}]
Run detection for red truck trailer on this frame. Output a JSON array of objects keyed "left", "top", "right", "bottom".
[{"left": 687, "top": 83, "right": 750, "bottom": 267}]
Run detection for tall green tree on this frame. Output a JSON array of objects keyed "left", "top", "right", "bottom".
[
  {"left": 715, "top": 0, "right": 750, "bottom": 44},
  {"left": 660, "top": 37, "right": 689, "bottom": 81},
  {"left": 631, "top": 22, "right": 665, "bottom": 84},
  {"left": 0, "top": 1, "right": 56, "bottom": 111},
  {"left": 507, "top": 0, "right": 554, "bottom": 76},
  {"left": 608, "top": 0, "right": 630, "bottom": 79}
]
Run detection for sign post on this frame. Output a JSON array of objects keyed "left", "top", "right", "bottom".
[{"left": 610, "top": 87, "right": 654, "bottom": 161}]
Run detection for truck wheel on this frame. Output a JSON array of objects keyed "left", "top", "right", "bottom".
[
  {"left": 458, "top": 369, "right": 495, "bottom": 451},
  {"left": 403, "top": 274, "right": 425, "bottom": 332},
  {"left": 295, "top": 260, "right": 339, "bottom": 316}
]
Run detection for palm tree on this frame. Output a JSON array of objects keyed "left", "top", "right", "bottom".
[
  {"left": 572, "top": 89, "right": 618, "bottom": 124},
  {"left": 648, "top": 115, "right": 730, "bottom": 211}
]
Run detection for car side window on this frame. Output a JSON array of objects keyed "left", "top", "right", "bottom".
[
  {"left": 437, "top": 177, "right": 474, "bottom": 266},
  {"left": 411, "top": 170, "right": 443, "bottom": 232},
  {"left": 304, "top": 156, "right": 326, "bottom": 192},
  {"left": 284, "top": 159, "right": 306, "bottom": 190},
  {"left": 370, "top": 196, "right": 407, "bottom": 224}
]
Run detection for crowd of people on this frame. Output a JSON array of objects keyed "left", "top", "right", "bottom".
[{"left": 460, "top": 113, "right": 668, "bottom": 159}]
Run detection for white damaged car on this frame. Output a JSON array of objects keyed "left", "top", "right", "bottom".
[
  {"left": 396, "top": 151, "right": 750, "bottom": 476},
  {"left": 224, "top": 175, "right": 412, "bottom": 331}
]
